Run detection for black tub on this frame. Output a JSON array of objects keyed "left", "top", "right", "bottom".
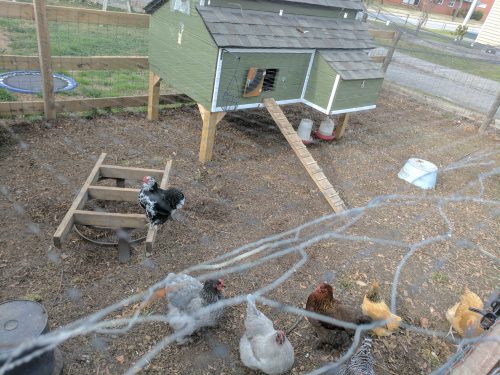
[{"left": 0, "top": 300, "right": 63, "bottom": 375}]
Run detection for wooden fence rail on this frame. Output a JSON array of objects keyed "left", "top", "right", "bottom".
[
  {"left": 0, "top": 55, "right": 149, "bottom": 70},
  {"left": 0, "top": 94, "right": 193, "bottom": 116},
  {"left": 0, "top": 0, "right": 149, "bottom": 27}
]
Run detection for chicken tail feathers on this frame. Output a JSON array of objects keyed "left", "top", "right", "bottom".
[{"left": 246, "top": 294, "right": 259, "bottom": 317}]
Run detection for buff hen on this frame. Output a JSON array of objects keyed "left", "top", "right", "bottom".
[
  {"left": 361, "top": 280, "right": 401, "bottom": 336},
  {"left": 446, "top": 287, "right": 484, "bottom": 338}
]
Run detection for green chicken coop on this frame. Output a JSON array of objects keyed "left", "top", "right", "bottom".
[{"left": 145, "top": 0, "right": 384, "bottom": 162}]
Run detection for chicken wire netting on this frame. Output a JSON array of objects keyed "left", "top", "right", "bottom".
[{"left": 0, "top": 107, "right": 498, "bottom": 375}]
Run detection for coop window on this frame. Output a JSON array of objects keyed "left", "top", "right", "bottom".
[
  {"left": 263, "top": 69, "right": 278, "bottom": 91},
  {"left": 448, "top": 0, "right": 455, "bottom": 6},
  {"left": 170, "top": 0, "right": 190, "bottom": 15}
]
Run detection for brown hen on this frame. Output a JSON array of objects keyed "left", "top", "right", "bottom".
[{"left": 306, "top": 282, "right": 371, "bottom": 348}]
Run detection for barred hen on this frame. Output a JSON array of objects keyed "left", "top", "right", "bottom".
[
  {"left": 138, "top": 175, "right": 185, "bottom": 227},
  {"left": 361, "top": 281, "right": 401, "bottom": 336},
  {"left": 306, "top": 283, "right": 371, "bottom": 349},
  {"left": 333, "top": 337, "right": 375, "bottom": 375}
]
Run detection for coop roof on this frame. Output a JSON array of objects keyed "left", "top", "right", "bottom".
[
  {"left": 319, "top": 50, "right": 384, "bottom": 80},
  {"left": 197, "top": 6, "right": 374, "bottom": 50}
]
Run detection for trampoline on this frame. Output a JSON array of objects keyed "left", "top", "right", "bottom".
[{"left": 0, "top": 70, "right": 77, "bottom": 94}]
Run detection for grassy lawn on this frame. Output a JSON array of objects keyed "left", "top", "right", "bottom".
[
  {"left": 60, "top": 69, "right": 148, "bottom": 97},
  {"left": 0, "top": 17, "right": 147, "bottom": 56},
  {"left": 375, "top": 36, "right": 500, "bottom": 81}
]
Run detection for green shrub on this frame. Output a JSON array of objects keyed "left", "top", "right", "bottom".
[{"left": 471, "top": 10, "right": 483, "bottom": 20}]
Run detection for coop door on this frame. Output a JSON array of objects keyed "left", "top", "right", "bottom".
[{"left": 243, "top": 68, "right": 266, "bottom": 97}]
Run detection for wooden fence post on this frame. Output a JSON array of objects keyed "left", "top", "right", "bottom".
[
  {"left": 479, "top": 90, "right": 500, "bottom": 133},
  {"left": 382, "top": 31, "right": 401, "bottom": 73},
  {"left": 147, "top": 72, "right": 161, "bottom": 121},
  {"left": 33, "top": 0, "right": 56, "bottom": 120}
]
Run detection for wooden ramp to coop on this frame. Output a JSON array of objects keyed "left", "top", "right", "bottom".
[
  {"left": 263, "top": 98, "right": 346, "bottom": 214},
  {"left": 53, "top": 153, "right": 172, "bottom": 256}
]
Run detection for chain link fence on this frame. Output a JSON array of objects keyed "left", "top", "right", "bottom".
[{"left": 368, "top": 3, "right": 500, "bottom": 126}]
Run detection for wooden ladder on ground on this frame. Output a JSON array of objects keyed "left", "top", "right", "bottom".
[
  {"left": 263, "top": 98, "right": 346, "bottom": 214},
  {"left": 53, "top": 153, "right": 172, "bottom": 261}
]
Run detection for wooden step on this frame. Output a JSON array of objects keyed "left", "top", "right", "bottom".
[{"left": 263, "top": 98, "right": 346, "bottom": 213}]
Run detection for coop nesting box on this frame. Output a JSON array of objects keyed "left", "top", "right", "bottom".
[{"left": 145, "top": 0, "right": 384, "bottom": 161}]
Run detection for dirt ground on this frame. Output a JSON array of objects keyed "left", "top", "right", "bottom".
[{"left": 0, "top": 88, "right": 499, "bottom": 375}]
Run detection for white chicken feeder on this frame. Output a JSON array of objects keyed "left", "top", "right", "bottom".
[
  {"left": 297, "top": 118, "right": 313, "bottom": 145},
  {"left": 314, "top": 117, "right": 335, "bottom": 141},
  {"left": 398, "top": 158, "right": 438, "bottom": 189}
]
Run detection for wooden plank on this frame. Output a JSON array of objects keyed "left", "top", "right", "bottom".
[
  {"left": 73, "top": 210, "right": 147, "bottom": 228},
  {"left": 34, "top": 0, "right": 56, "bottom": 120},
  {"left": 451, "top": 323, "right": 500, "bottom": 374},
  {"left": 0, "top": 94, "right": 193, "bottom": 116},
  {"left": 147, "top": 71, "right": 161, "bottom": 121},
  {"left": 87, "top": 186, "right": 139, "bottom": 202},
  {"left": 0, "top": 1, "right": 150, "bottom": 27},
  {"left": 0, "top": 55, "right": 149, "bottom": 70},
  {"left": 53, "top": 153, "right": 107, "bottom": 248},
  {"left": 146, "top": 160, "right": 172, "bottom": 252},
  {"left": 370, "top": 55, "right": 386, "bottom": 63},
  {"left": 100, "top": 165, "right": 163, "bottom": 181},
  {"left": 263, "top": 98, "right": 346, "bottom": 213},
  {"left": 368, "top": 29, "right": 396, "bottom": 39},
  {"left": 336, "top": 113, "right": 350, "bottom": 139}
]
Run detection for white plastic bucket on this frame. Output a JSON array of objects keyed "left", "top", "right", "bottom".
[
  {"left": 298, "top": 119, "right": 313, "bottom": 144},
  {"left": 398, "top": 158, "right": 438, "bottom": 189},
  {"left": 318, "top": 118, "right": 335, "bottom": 137}
]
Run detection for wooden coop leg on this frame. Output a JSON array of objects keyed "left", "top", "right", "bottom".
[
  {"left": 336, "top": 113, "right": 350, "bottom": 139},
  {"left": 198, "top": 104, "right": 226, "bottom": 163},
  {"left": 147, "top": 72, "right": 161, "bottom": 121}
]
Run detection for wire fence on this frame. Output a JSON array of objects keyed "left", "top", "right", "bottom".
[
  {"left": 367, "top": 3, "right": 500, "bottom": 123},
  {"left": 0, "top": 2, "right": 499, "bottom": 374},
  {"left": 0, "top": 111, "right": 498, "bottom": 374}
]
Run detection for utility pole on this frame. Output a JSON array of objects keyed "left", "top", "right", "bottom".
[{"left": 462, "top": 0, "right": 479, "bottom": 27}]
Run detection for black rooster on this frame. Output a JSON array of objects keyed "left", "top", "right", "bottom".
[{"left": 138, "top": 176, "right": 185, "bottom": 227}]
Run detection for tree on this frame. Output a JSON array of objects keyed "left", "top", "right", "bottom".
[
  {"left": 416, "top": 0, "right": 438, "bottom": 32},
  {"left": 452, "top": 0, "right": 464, "bottom": 21}
]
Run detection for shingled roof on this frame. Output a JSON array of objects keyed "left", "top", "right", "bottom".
[
  {"left": 319, "top": 50, "right": 384, "bottom": 80},
  {"left": 197, "top": 6, "right": 374, "bottom": 50}
]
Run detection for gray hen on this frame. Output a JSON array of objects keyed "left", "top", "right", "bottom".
[{"left": 164, "top": 273, "right": 225, "bottom": 344}]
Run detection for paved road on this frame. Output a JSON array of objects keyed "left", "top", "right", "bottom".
[
  {"left": 367, "top": 11, "right": 481, "bottom": 34},
  {"left": 381, "top": 52, "right": 500, "bottom": 119}
]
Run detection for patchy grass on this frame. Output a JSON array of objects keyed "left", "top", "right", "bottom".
[
  {"left": 24, "top": 293, "right": 44, "bottom": 302},
  {"left": 431, "top": 272, "right": 449, "bottom": 284},
  {"left": 0, "top": 88, "right": 17, "bottom": 101},
  {"left": 337, "top": 275, "right": 354, "bottom": 290}
]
